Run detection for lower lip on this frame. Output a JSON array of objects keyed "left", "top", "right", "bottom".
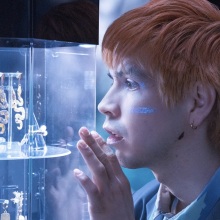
[{"left": 106, "top": 135, "right": 124, "bottom": 145}]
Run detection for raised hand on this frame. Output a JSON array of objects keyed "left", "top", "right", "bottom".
[{"left": 73, "top": 127, "right": 135, "bottom": 220}]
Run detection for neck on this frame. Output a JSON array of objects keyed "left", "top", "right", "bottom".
[{"left": 152, "top": 139, "right": 220, "bottom": 209}]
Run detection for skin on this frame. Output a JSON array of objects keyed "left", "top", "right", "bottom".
[
  {"left": 74, "top": 60, "right": 220, "bottom": 219},
  {"left": 74, "top": 129, "right": 134, "bottom": 220},
  {"left": 97, "top": 63, "right": 189, "bottom": 170}
]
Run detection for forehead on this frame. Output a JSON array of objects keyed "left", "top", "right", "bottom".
[{"left": 109, "top": 59, "right": 149, "bottom": 78}]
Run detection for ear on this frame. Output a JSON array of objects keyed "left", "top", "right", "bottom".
[{"left": 188, "top": 82, "right": 216, "bottom": 127}]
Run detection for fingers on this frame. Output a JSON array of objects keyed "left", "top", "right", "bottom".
[
  {"left": 74, "top": 127, "right": 135, "bottom": 220},
  {"left": 76, "top": 139, "right": 112, "bottom": 190},
  {"left": 73, "top": 169, "right": 101, "bottom": 205},
  {"left": 78, "top": 127, "right": 116, "bottom": 179},
  {"left": 78, "top": 127, "right": 130, "bottom": 186},
  {"left": 77, "top": 127, "right": 130, "bottom": 194},
  {"left": 89, "top": 130, "right": 131, "bottom": 190},
  {"left": 78, "top": 127, "right": 110, "bottom": 158},
  {"left": 90, "top": 130, "right": 114, "bottom": 156}
]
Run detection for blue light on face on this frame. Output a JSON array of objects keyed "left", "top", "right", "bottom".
[
  {"left": 140, "top": 82, "right": 146, "bottom": 89},
  {"left": 130, "top": 107, "right": 156, "bottom": 114}
]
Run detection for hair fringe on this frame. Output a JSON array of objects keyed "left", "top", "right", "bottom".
[{"left": 102, "top": 0, "right": 220, "bottom": 148}]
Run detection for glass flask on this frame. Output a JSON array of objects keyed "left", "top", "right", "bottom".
[{"left": 0, "top": 38, "right": 96, "bottom": 220}]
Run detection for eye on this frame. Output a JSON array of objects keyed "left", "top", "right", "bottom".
[
  {"left": 107, "top": 72, "right": 114, "bottom": 85},
  {"left": 107, "top": 72, "right": 113, "bottom": 79},
  {"left": 125, "top": 79, "right": 139, "bottom": 90}
]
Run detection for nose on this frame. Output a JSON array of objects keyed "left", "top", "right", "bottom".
[{"left": 98, "top": 88, "right": 120, "bottom": 118}]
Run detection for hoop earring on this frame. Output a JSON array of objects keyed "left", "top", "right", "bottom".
[{"left": 190, "top": 122, "right": 197, "bottom": 130}]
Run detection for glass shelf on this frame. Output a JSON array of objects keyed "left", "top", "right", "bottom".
[{"left": 0, "top": 143, "right": 71, "bottom": 160}]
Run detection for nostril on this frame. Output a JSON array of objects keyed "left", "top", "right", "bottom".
[
  {"left": 98, "top": 102, "right": 116, "bottom": 117},
  {"left": 103, "top": 110, "right": 113, "bottom": 116}
]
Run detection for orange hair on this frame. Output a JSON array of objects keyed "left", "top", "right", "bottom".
[{"left": 102, "top": 0, "right": 220, "bottom": 148}]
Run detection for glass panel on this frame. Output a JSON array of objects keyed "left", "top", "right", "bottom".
[{"left": 0, "top": 38, "right": 96, "bottom": 220}]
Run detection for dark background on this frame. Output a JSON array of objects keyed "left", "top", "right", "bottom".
[
  {"left": 0, "top": 0, "right": 218, "bottom": 42},
  {"left": 0, "top": 0, "right": 99, "bottom": 42},
  {"left": 210, "top": 0, "right": 220, "bottom": 8}
]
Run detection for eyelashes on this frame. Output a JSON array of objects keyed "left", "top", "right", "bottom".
[
  {"left": 107, "top": 72, "right": 113, "bottom": 79},
  {"left": 125, "top": 79, "right": 139, "bottom": 90},
  {"left": 107, "top": 72, "right": 146, "bottom": 91}
]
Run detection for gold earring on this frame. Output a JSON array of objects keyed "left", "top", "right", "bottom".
[{"left": 190, "top": 122, "right": 197, "bottom": 130}]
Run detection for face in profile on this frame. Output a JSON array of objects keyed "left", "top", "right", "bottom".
[{"left": 98, "top": 60, "right": 189, "bottom": 169}]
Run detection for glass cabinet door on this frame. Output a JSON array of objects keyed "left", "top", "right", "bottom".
[{"left": 0, "top": 38, "right": 96, "bottom": 220}]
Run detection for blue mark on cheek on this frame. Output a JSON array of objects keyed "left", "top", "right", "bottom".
[
  {"left": 130, "top": 107, "right": 156, "bottom": 114},
  {"left": 140, "top": 82, "right": 146, "bottom": 89}
]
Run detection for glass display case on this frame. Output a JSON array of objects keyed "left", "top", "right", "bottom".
[{"left": 0, "top": 38, "right": 96, "bottom": 220}]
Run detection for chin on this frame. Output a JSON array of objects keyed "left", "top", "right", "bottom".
[{"left": 115, "top": 151, "right": 141, "bottom": 169}]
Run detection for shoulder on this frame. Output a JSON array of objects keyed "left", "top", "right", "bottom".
[
  {"left": 206, "top": 199, "right": 220, "bottom": 220},
  {"left": 133, "top": 179, "right": 159, "bottom": 220}
]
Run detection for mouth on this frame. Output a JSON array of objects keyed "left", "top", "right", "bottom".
[{"left": 103, "top": 127, "right": 124, "bottom": 145}]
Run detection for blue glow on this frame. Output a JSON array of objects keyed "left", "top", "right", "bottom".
[
  {"left": 130, "top": 107, "right": 156, "bottom": 114},
  {"left": 140, "top": 82, "right": 146, "bottom": 89}
]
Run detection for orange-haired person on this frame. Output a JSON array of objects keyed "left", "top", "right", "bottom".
[{"left": 74, "top": 0, "right": 220, "bottom": 219}]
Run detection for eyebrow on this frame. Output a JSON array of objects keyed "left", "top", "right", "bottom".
[
  {"left": 116, "top": 65, "right": 144, "bottom": 78},
  {"left": 116, "top": 71, "right": 124, "bottom": 77},
  {"left": 107, "top": 71, "right": 123, "bottom": 79}
]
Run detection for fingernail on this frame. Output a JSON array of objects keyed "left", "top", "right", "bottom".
[
  {"left": 73, "top": 169, "right": 83, "bottom": 176},
  {"left": 80, "top": 127, "right": 90, "bottom": 136}
]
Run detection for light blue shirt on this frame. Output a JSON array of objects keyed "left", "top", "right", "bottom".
[{"left": 134, "top": 167, "right": 220, "bottom": 220}]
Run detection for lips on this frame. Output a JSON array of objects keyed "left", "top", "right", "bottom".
[{"left": 103, "top": 126, "right": 124, "bottom": 145}]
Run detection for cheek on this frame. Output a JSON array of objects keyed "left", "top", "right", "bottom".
[
  {"left": 123, "top": 104, "right": 158, "bottom": 138},
  {"left": 123, "top": 102, "right": 170, "bottom": 143},
  {"left": 124, "top": 102, "right": 158, "bottom": 122},
  {"left": 124, "top": 93, "right": 158, "bottom": 117},
  {"left": 121, "top": 95, "right": 160, "bottom": 132}
]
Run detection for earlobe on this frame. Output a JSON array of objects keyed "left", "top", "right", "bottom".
[{"left": 189, "top": 82, "right": 216, "bottom": 128}]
